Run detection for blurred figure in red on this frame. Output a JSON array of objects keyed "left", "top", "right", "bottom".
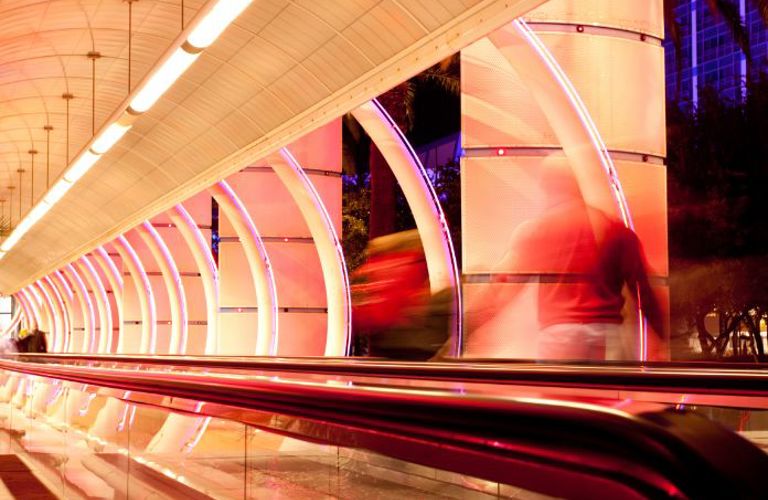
[
  {"left": 488, "top": 163, "right": 665, "bottom": 361},
  {"left": 351, "top": 230, "right": 451, "bottom": 360}
]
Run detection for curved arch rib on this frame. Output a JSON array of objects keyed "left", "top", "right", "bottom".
[
  {"left": 113, "top": 235, "right": 157, "bottom": 354},
  {"left": 268, "top": 149, "right": 351, "bottom": 356},
  {"left": 209, "top": 181, "right": 278, "bottom": 356},
  {"left": 352, "top": 100, "right": 463, "bottom": 356},
  {"left": 167, "top": 204, "right": 218, "bottom": 355},
  {"left": 136, "top": 222, "right": 188, "bottom": 355},
  {"left": 25, "top": 284, "right": 51, "bottom": 333},
  {"left": 51, "top": 270, "right": 75, "bottom": 352},
  {"left": 91, "top": 247, "right": 124, "bottom": 353},
  {"left": 41, "top": 276, "right": 68, "bottom": 352},
  {"left": 63, "top": 263, "right": 96, "bottom": 353},
  {"left": 31, "top": 281, "right": 57, "bottom": 340},
  {"left": 76, "top": 256, "right": 112, "bottom": 354},
  {"left": 15, "top": 288, "right": 38, "bottom": 330}
]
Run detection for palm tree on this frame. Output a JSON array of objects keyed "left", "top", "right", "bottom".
[{"left": 371, "top": 57, "right": 459, "bottom": 239}]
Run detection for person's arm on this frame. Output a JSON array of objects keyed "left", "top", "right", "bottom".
[{"left": 622, "top": 230, "right": 666, "bottom": 339}]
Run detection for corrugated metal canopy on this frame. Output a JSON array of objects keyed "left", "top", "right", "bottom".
[{"left": 0, "top": 0, "right": 545, "bottom": 293}]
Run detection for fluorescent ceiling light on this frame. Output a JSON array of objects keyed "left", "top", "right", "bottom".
[
  {"left": 92, "top": 122, "right": 132, "bottom": 155},
  {"left": 130, "top": 48, "right": 199, "bottom": 113},
  {"left": 187, "top": 0, "right": 252, "bottom": 49},
  {"left": 26, "top": 202, "right": 51, "bottom": 226},
  {"left": 44, "top": 179, "right": 73, "bottom": 206},
  {"left": 63, "top": 151, "right": 100, "bottom": 183}
]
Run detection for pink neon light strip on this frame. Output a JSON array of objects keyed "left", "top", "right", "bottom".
[{"left": 512, "top": 19, "right": 647, "bottom": 361}]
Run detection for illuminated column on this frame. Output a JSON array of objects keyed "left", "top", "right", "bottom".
[{"left": 461, "top": 1, "right": 667, "bottom": 359}]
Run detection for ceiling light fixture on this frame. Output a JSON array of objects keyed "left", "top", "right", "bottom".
[
  {"left": 91, "top": 122, "right": 132, "bottom": 155},
  {"left": 0, "top": 0, "right": 253, "bottom": 261},
  {"left": 187, "top": 0, "right": 252, "bottom": 49}
]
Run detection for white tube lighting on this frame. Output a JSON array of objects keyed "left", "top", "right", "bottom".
[
  {"left": 187, "top": 0, "right": 252, "bottom": 49},
  {"left": 63, "top": 151, "right": 100, "bottom": 183},
  {"left": 0, "top": 0, "right": 252, "bottom": 261},
  {"left": 91, "top": 122, "right": 132, "bottom": 155},
  {"left": 129, "top": 48, "right": 199, "bottom": 113},
  {"left": 44, "top": 180, "right": 73, "bottom": 206}
]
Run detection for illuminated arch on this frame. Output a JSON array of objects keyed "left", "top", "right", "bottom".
[
  {"left": 136, "top": 222, "right": 188, "bottom": 354},
  {"left": 352, "top": 100, "right": 463, "bottom": 355},
  {"left": 62, "top": 263, "right": 96, "bottom": 353},
  {"left": 209, "top": 181, "right": 278, "bottom": 355},
  {"left": 113, "top": 235, "right": 157, "bottom": 354},
  {"left": 268, "top": 149, "right": 351, "bottom": 356},
  {"left": 167, "top": 204, "right": 218, "bottom": 355},
  {"left": 91, "top": 247, "right": 124, "bottom": 353},
  {"left": 75, "top": 256, "right": 112, "bottom": 354},
  {"left": 50, "top": 270, "right": 75, "bottom": 352},
  {"left": 40, "top": 276, "right": 68, "bottom": 352}
]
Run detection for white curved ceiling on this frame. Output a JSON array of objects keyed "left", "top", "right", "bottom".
[{"left": 0, "top": 0, "right": 545, "bottom": 293}]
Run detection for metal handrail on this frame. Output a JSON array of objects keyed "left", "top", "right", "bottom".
[
  {"left": 0, "top": 356, "right": 767, "bottom": 498},
  {"left": 6, "top": 352, "right": 768, "bottom": 397}
]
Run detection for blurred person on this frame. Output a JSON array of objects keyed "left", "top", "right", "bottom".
[
  {"left": 14, "top": 328, "right": 47, "bottom": 353},
  {"left": 351, "top": 230, "right": 452, "bottom": 360},
  {"left": 476, "top": 163, "right": 664, "bottom": 361}
]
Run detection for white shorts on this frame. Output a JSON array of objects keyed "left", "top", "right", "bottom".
[{"left": 537, "top": 322, "right": 633, "bottom": 361}]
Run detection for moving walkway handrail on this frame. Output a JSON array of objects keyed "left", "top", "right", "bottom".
[
  {"left": 0, "top": 356, "right": 767, "bottom": 499},
  {"left": 6, "top": 352, "right": 768, "bottom": 397}
]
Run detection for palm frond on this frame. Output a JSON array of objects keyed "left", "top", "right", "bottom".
[
  {"left": 706, "top": 0, "right": 752, "bottom": 60},
  {"left": 418, "top": 70, "right": 461, "bottom": 96}
]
